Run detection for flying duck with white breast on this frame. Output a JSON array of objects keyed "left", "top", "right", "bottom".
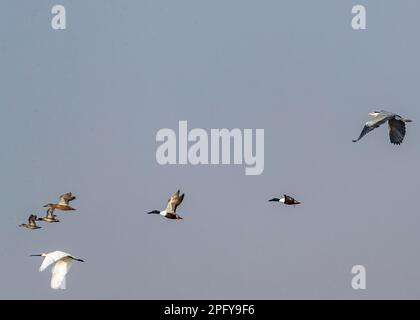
[
  {"left": 353, "top": 110, "right": 412, "bottom": 145},
  {"left": 147, "top": 190, "right": 185, "bottom": 220},
  {"left": 19, "top": 214, "right": 41, "bottom": 229},
  {"left": 44, "top": 192, "right": 76, "bottom": 211},
  {"left": 37, "top": 207, "right": 59, "bottom": 223},
  {"left": 269, "top": 194, "right": 301, "bottom": 206}
]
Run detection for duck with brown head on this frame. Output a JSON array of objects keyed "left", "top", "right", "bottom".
[
  {"left": 37, "top": 207, "right": 59, "bottom": 223},
  {"left": 44, "top": 192, "right": 76, "bottom": 211},
  {"left": 19, "top": 214, "right": 41, "bottom": 229}
]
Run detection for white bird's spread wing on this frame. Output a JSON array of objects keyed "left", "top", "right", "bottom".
[
  {"left": 51, "top": 258, "right": 73, "bottom": 290},
  {"left": 39, "top": 251, "right": 70, "bottom": 272}
]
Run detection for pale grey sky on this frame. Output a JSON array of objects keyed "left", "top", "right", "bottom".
[{"left": 1, "top": 0, "right": 420, "bottom": 299}]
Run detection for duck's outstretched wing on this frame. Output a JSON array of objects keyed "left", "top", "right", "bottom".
[
  {"left": 165, "top": 190, "right": 184, "bottom": 212},
  {"left": 284, "top": 194, "right": 295, "bottom": 203},
  {"left": 28, "top": 214, "right": 38, "bottom": 226},
  {"left": 58, "top": 192, "right": 76, "bottom": 206},
  {"left": 46, "top": 207, "right": 56, "bottom": 219}
]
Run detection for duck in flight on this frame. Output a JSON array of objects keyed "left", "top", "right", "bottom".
[
  {"left": 353, "top": 110, "right": 412, "bottom": 145},
  {"left": 147, "top": 190, "right": 185, "bottom": 220},
  {"left": 19, "top": 214, "right": 41, "bottom": 229},
  {"left": 269, "top": 194, "right": 301, "bottom": 206},
  {"left": 44, "top": 192, "right": 76, "bottom": 211},
  {"left": 37, "top": 208, "right": 59, "bottom": 223}
]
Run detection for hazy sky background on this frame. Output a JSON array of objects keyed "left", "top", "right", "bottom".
[{"left": 1, "top": 0, "right": 420, "bottom": 299}]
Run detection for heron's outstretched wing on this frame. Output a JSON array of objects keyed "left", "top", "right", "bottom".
[
  {"left": 58, "top": 192, "right": 76, "bottom": 206},
  {"left": 165, "top": 190, "right": 184, "bottom": 212},
  {"left": 51, "top": 257, "right": 73, "bottom": 290},
  {"left": 352, "top": 125, "right": 376, "bottom": 142},
  {"left": 39, "top": 251, "right": 70, "bottom": 272},
  {"left": 353, "top": 113, "right": 392, "bottom": 142},
  {"left": 388, "top": 118, "right": 406, "bottom": 145}
]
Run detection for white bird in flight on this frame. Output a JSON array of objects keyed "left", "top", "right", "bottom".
[{"left": 30, "top": 251, "right": 84, "bottom": 290}]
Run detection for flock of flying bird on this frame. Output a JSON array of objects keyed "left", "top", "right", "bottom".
[
  {"left": 19, "top": 193, "right": 82, "bottom": 289},
  {"left": 18, "top": 110, "right": 412, "bottom": 290},
  {"left": 19, "top": 192, "right": 76, "bottom": 229}
]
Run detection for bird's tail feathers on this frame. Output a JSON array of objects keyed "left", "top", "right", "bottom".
[{"left": 51, "top": 275, "right": 66, "bottom": 290}]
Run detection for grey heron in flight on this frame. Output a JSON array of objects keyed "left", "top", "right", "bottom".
[{"left": 353, "top": 110, "right": 412, "bottom": 145}]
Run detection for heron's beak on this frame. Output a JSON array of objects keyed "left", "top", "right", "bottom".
[{"left": 30, "top": 254, "right": 42, "bottom": 257}]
